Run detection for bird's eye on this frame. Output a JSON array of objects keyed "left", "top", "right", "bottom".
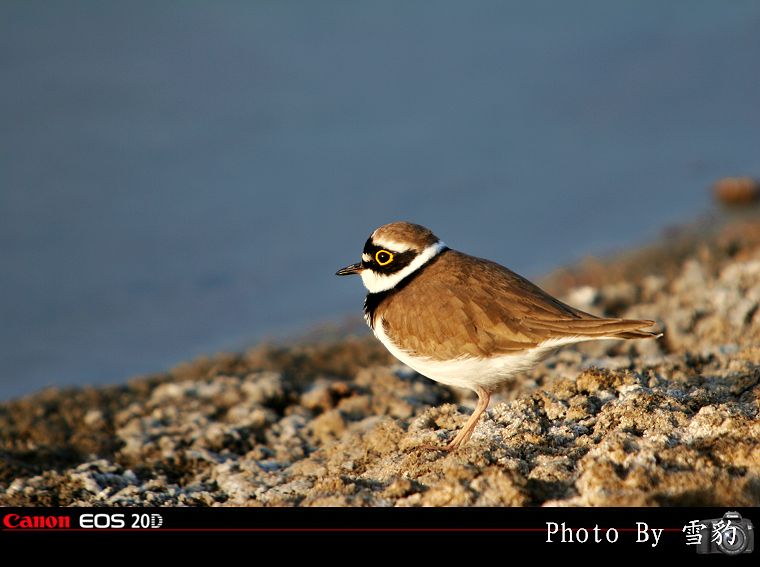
[{"left": 375, "top": 250, "right": 394, "bottom": 266}]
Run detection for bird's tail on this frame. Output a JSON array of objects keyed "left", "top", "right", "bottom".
[
  {"left": 532, "top": 317, "right": 662, "bottom": 340},
  {"left": 610, "top": 325, "right": 663, "bottom": 340}
]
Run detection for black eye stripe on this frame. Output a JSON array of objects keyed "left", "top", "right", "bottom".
[{"left": 362, "top": 241, "right": 416, "bottom": 273}]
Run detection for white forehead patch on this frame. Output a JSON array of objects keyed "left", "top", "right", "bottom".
[
  {"left": 362, "top": 253, "right": 371, "bottom": 262},
  {"left": 371, "top": 237, "right": 415, "bottom": 253}
]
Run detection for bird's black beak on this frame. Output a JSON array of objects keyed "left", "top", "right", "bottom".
[{"left": 336, "top": 262, "right": 363, "bottom": 276}]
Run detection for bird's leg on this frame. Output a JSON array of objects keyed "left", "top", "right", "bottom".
[{"left": 418, "top": 385, "right": 491, "bottom": 452}]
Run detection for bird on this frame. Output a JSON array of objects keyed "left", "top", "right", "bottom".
[{"left": 336, "top": 222, "right": 661, "bottom": 452}]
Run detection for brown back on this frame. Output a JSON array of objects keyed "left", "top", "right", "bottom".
[{"left": 377, "top": 250, "right": 656, "bottom": 360}]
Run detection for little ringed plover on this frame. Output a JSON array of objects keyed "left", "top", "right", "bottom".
[{"left": 336, "top": 221, "right": 660, "bottom": 451}]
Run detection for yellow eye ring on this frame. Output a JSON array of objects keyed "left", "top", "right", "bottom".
[{"left": 375, "top": 250, "right": 394, "bottom": 266}]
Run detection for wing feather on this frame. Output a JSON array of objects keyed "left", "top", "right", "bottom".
[{"left": 380, "top": 250, "right": 658, "bottom": 360}]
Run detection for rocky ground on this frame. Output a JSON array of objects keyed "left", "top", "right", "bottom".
[{"left": 1, "top": 212, "right": 759, "bottom": 506}]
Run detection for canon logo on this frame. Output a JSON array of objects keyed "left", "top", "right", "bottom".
[{"left": 3, "top": 514, "right": 71, "bottom": 529}]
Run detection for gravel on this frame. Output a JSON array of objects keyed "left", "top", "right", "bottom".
[{"left": 2, "top": 213, "right": 759, "bottom": 506}]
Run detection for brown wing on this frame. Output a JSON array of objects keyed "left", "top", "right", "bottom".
[{"left": 380, "top": 250, "right": 658, "bottom": 360}]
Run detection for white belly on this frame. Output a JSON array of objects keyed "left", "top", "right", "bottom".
[{"left": 372, "top": 317, "right": 558, "bottom": 391}]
